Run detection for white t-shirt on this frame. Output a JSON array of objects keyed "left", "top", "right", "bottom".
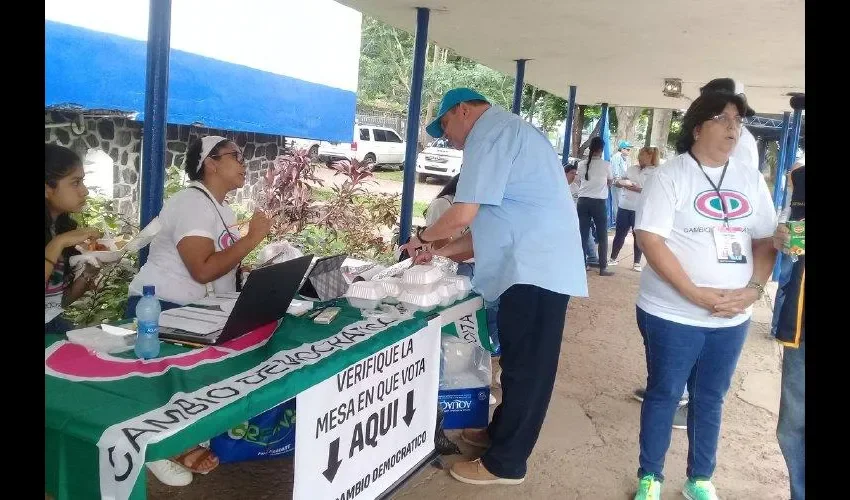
[
  {"left": 619, "top": 165, "right": 657, "bottom": 211},
  {"left": 425, "top": 193, "right": 472, "bottom": 261},
  {"left": 129, "top": 182, "right": 240, "bottom": 305},
  {"left": 635, "top": 153, "right": 777, "bottom": 327},
  {"left": 576, "top": 158, "right": 613, "bottom": 200},
  {"left": 733, "top": 126, "right": 759, "bottom": 170},
  {"left": 569, "top": 179, "right": 580, "bottom": 202}
]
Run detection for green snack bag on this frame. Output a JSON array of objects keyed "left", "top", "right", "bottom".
[{"left": 786, "top": 220, "right": 805, "bottom": 256}]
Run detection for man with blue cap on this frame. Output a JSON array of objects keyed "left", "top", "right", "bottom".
[
  {"left": 610, "top": 139, "right": 633, "bottom": 234},
  {"left": 402, "top": 88, "right": 588, "bottom": 486}
]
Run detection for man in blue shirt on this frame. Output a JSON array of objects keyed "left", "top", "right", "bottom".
[
  {"left": 610, "top": 139, "right": 632, "bottom": 227},
  {"left": 403, "top": 88, "right": 588, "bottom": 486}
]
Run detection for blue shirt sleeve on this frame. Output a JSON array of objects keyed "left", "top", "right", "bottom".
[{"left": 454, "top": 121, "right": 521, "bottom": 206}]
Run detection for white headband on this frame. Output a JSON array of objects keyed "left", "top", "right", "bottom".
[{"left": 197, "top": 135, "right": 229, "bottom": 173}]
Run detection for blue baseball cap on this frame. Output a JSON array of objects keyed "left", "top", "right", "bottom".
[
  {"left": 618, "top": 140, "right": 633, "bottom": 149},
  {"left": 426, "top": 88, "right": 490, "bottom": 138}
]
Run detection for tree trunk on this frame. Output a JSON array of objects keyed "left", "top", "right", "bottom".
[
  {"left": 649, "top": 108, "right": 673, "bottom": 154},
  {"left": 578, "top": 114, "right": 603, "bottom": 157},
  {"left": 526, "top": 87, "right": 539, "bottom": 122},
  {"left": 613, "top": 106, "right": 644, "bottom": 152},
  {"left": 571, "top": 105, "right": 586, "bottom": 158}
]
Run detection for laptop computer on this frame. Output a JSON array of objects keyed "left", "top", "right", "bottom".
[
  {"left": 298, "top": 254, "right": 348, "bottom": 301},
  {"left": 159, "top": 255, "right": 314, "bottom": 346}
]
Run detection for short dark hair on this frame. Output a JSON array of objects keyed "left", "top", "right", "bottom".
[
  {"left": 185, "top": 137, "right": 231, "bottom": 181},
  {"left": 676, "top": 92, "right": 747, "bottom": 154}
]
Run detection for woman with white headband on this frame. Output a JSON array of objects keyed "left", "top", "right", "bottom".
[
  {"left": 128, "top": 135, "right": 272, "bottom": 313},
  {"left": 126, "top": 136, "right": 272, "bottom": 485}
]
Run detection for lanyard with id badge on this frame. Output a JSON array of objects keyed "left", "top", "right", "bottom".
[{"left": 689, "top": 152, "right": 750, "bottom": 264}]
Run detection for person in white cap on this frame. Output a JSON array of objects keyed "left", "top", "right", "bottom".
[
  {"left": 127, "top": 135, "right": 273, "bottom": 485},
  {"left": 700, "top": 78, "right": 760, "bottom": 170}
]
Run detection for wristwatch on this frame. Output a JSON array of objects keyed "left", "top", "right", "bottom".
[
  {"left": 746, "top": 281, "right": 765, "bottom": 300},
  {"left": 415, "top": 226, "right": 431, "bottom": 244}
]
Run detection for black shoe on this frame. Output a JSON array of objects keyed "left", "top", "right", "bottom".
[
  {"left": 600, "top": 269, "right": 615, "bottom": 276},
  {"left": 672, "top": 404, "right": 688, "bottom": 430}
]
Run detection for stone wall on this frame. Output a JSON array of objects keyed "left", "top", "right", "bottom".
[{"left": 45, "top": 112, "right": 289, "bottom": 221}]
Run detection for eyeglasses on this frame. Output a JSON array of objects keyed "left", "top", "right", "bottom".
[
  {"left": 211, "top": 150, "right": 245, "bottom": 164},
  {"left": 709, "top": 114, "right": 744, "bottom": 129}
]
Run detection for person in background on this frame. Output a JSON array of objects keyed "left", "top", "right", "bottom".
[
  {"left": 609, "top": 147, "right": 661, "bottom": 271},
  {"left": 631, "top": 90, "right": 777, "bottom": 500},
  {"left": 576, "top": 137, "right": 615, "bottom": 276},
  {"left": 403, "top": 87, "right": 587, "bottom": 486},
  {"left": 45, "top": 144, "right": 103, "bottom": 335},
  {"left": 773, "top": 162, "right": 805, "bottom": 500},
  {"left": 565, "top": 163, "right": 600, "bottom": 266},
  {"left": 770, "top": 154, "right": 805, "bottom": 339},
  {"left": 127, "top": 135, "right": 273, "bottom": 487},
  {"left": 424, "top": 174, "right": 502, "bottom": 406},
  {"left": 611, "top": 140, "right": 634, "bottom": 221},
  {"left": 700, "top": 78, "right": 759, "bottom": 170}
]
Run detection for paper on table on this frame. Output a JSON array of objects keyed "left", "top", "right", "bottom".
[
  {"left": 160, "top": 307, "right": 229, "bottom": 335},
  {"left": 193, "top": 296, "right": 238, "bottom": 315},
  {"left": 67, "top": 326, "right": 135, "bottom": 354}
]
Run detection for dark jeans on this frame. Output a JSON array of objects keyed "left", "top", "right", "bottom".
[
  {"left": 636, "top": 307, "right": 749, "bottom": 481},
  {"left": 611, "top": 208, "right": 642, "bottom": 263},
  {"left": 771, "top": 255, "right": 794, "bottom": 338},
  {"left": 481, "top": 285, "right": 570, "bottom": 479},
  {"left": 124, "top": 295, "right": 184, "bottom": 319},
  {"left": 777, "top": 341, "right": 805, "bottom": 500},
  {"left": 577, "top": 197, "right": 609, "bottom": 270}
]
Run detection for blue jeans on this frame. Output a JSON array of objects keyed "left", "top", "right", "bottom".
[
  {"left": 777, "top": 341, "right": 805, "bottom": 500},
  {"left": 585, "top": 221, "right": 599, "bottom": 263},
  {"left": 456, "top": 262, "right": 500, "bottom": 355},
  {"left": 636, "top": 307, "right": 749, "bottom": 481},
  {"left": 771, "top": 255, "right": 795, "bottom": 338}
]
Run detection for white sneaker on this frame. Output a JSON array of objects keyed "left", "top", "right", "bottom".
[
  {"left": 147, "top": 459, "right": 193, "bottom": 487},
  {"left": 633, "top": 263, "right": 642, "bottom": 272},
  {"left": 609, "top": 258, "right": 620, "bottom": 267},
  {"left": 489, "top": 394, "right": 497, "bottom": 405}
]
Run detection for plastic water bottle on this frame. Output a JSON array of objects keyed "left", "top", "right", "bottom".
[{"left": 134, "top": 285, "right": 161, "bottom": 359}]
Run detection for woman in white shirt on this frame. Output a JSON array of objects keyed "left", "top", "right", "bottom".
[
  {"left": 576, "top": 136, "right": 614, "bottom": 276},
  {"left": 127, "top": 135, "right": 273, "bottom": 486},
  {"left": 129, "top": 136, "right": 272, "bottom": 313},
  {"left": 631, "top": 92, "right": 777, "bottom": 500},
  {"left": 609, "top": 146, "right": 661, "bottom": 272}
]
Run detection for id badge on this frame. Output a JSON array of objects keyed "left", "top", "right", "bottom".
[{"left": 712, "top": 226, "right": 750, "bottom": 264}]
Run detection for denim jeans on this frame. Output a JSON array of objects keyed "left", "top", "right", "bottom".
[
  {"left": 455, "top": 262, "right": 500, "bottom": 355},
  {"left": 771, "top": 255, "right": 795, "bottom": 338},
  {"left": 777, "top": 341, "right": 805, "bottom": 500},
  {"left": 585, "top": 221, "right": 599, "bottom": 263},
  {"left": 636, "top": 307, "right": 749, "bottom": 481}
]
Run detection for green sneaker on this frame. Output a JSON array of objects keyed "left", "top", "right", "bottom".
[
  {"left": 634, "top": 474, "right": 662, "bottom": 500},
  {"left": 682, "top": 478, "right": 719, "bottom": 500}
]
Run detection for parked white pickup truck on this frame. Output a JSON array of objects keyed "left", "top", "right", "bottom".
[{"left": 318, "top": 125, "right": 406, "bottom": 169}]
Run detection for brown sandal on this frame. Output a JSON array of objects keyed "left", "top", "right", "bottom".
[{"left": 171, "top": 446, "right": 220, "bottom": 475}]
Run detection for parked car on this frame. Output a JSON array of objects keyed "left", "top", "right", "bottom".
[
  {"left": 286, "top": 137, "right": 321, "bottom": 160},
  {"left": 415, "top": 138, "right": 463, "bottom": 182},
  {"left": 317, "top": 125, "right": 406, "bottom": 169}
]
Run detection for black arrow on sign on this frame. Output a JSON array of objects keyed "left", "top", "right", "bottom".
[
  {"left": 322, "top": 438, "right": 343, "bottom": 482},
  {"left": 403, "top": 389, "right": 416, "bottom": 427}
]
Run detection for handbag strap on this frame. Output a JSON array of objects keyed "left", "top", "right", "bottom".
[{"left": 189, "top": 186, "right": 243, "bottom": 291}]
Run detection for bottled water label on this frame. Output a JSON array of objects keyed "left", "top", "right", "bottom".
[{"left": 138, "top": 321, "right": 158, "bottom": 337}]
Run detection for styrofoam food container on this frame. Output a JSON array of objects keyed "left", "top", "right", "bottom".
[
  {"left": 398, "top": 290, "right": 442, "bottom": 313},
  {"left": 401, "top": 265, "right": 444, "bottom": 293},
  {"left": 378, "top": 277, "right": 403, "bottom": 304},
  {"left": 345, "top": 281, "right": 387, "bottom": 310},
  {"left": 443, "top": 275, "right": 472, "bottom": 300},
  {"left": 436, "top": 282, "right": 456, "bottom": 307}
]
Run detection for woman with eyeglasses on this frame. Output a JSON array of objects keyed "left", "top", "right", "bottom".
[
  {"left": 128, "top": 135, "right": 272, "bottom": 314},
  {"left": 631, "top": 92, "right": 777, "bottom": 500},
  {"left": 575, "top": 136, "right": 615, "bottom": 276},
  {"left": 126, "top": 136, "right": 272, "bottom": 485}
]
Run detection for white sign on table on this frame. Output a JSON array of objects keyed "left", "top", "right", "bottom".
[{"left": 294, "top": 320, "right": 441, "bottom": 500}]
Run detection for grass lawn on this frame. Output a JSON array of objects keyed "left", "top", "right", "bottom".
[
  {"left": 372, "top": 169, "right": 404, "bottom": 182},
  {"left": 311, "top": 186, "right": 429, "bottom": 218}
]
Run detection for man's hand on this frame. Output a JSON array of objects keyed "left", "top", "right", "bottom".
[{"left": 773, "top": 224, "right": 791, "bottom": 253}]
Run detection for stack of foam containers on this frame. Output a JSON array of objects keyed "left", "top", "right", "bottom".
[
  {"left": 398, "top": 265, "right": 444, "bottom": 312},
  {"left": 344, "top": 281, "right": 387, "bottom": 310}
]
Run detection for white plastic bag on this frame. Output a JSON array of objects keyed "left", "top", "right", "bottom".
[
  {"left": 256, "top": 240, "right": 303, "bottom": 268},
  {"left": 439, "top": 335, "right": 492, "bottom": 390}
]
